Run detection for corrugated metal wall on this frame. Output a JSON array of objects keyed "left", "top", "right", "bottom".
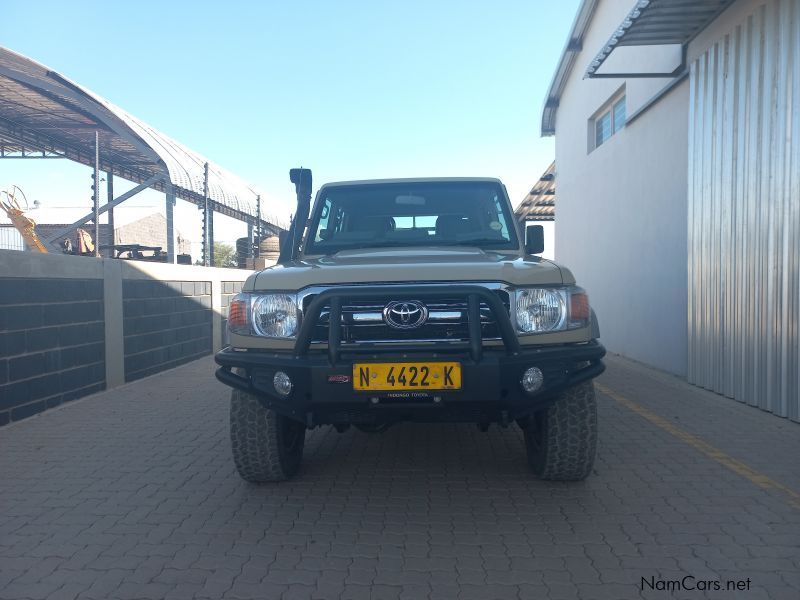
[{"left": 687, "top": 0, "right": 799, "bottom": 421}]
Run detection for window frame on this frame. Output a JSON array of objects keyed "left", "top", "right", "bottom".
[{"left": 589, "top": 88, "right": 626, "bottom": 152}]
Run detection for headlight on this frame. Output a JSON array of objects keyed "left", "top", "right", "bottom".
[
  {"left": 514, "top": 287, "right": 590, "bottom": 334},
  {"left": 515, "top": 288, "right": 565, "bottom": 332},
  {"left": 228, "top": 293, "right": 299, "bottom": 338},
  {"left": 251, "top": 294, "right": 298, "bottom": 338}
]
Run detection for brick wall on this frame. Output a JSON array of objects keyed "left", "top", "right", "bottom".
[
  {"left": 220, "top": 281, "right": 244, "bottom": 347},
  {"left": 122, "top": 280, "right": 212, "bottom": 382},
  {"left": 0, "top": 278, "right": 105, "bottom": 425},
  {"left": 115, "top": 213, "right": 192, "bottom": 256}
]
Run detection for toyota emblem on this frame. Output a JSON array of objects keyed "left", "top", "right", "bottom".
[{"left": 383, "top": 300, "right": 428, "bottom": 330}]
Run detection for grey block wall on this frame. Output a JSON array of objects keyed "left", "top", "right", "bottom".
[
  {"left": 0, "top": 278, "right": 105, "bottom": 425},
  {"left": 122, "top": 280, "right": 212, "bottom": 382},
  {"left": 220, "top": 281, "right": 244, "bottom": 347},
  {"left": 0, "top": 250, "right": 251, "bottom": 427}
]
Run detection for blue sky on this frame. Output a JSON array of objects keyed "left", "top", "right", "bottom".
[{"left": 2, "top": 0, "right": 578, "bottom": 248}]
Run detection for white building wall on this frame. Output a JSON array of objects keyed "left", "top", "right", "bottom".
[{"left": 553, "top": 0, "right": 690, "bottom": 375}]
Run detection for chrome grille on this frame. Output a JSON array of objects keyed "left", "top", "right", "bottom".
[{"left": 301, "top": 285, "right": 511, "bottom": 345}]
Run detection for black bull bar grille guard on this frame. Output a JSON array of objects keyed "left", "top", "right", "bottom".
[
  {"left": 215, "top": 285, "right": 605, "bottom": 407},
  {"left": 296, "top": 284, "right": 521, "bottom": 365}
]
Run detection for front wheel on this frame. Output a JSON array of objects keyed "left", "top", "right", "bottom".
[
  {"left": 230, "top": 389, "right": 305, "bottom": 482},
  {"left": 523, "top": 381, "right": 598, "bottom": 481}
]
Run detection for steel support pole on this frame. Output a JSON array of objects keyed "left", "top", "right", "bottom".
[
  {"left": 93, "top": 131, "right": 100, "bottom": 257},
  {"left": 202, "top": 162, "right": 210, "bottom": 266},
  {"left": 106, "top": 170, "right": 114, "bottom": 248},
  {"left": 208, "top": 206, "right": 215, "bottom": 266},
  {"left": 255, "top": 195, "right": 261, "bottom": 258},
  {"left": 165, "top": 182, "right": 176, "bottom": 264}
]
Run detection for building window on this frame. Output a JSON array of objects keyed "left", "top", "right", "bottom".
[
  {"left": 591, "top": 92, "right": 626, "bottom": 151},
  {"left": 612, "top": 96, "right": 625, "bottom": 132},
  {"left": 595, "top": 111, "right": 612, "bottom": 147}
]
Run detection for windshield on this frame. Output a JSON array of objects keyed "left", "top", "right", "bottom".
[{"left": 304, "top": 181, "right": 519, "bottom": 254}]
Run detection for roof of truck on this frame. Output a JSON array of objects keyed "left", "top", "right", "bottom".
[{"left": 319, "top": 177, "right": 504, "bottom": 188}]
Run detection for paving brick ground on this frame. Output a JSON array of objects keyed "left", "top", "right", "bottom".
[{"left": 1, "top": 355, "right": 798, "bottom": 600}]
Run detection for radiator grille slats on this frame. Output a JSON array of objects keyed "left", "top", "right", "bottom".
[{"left": 302, "top": 290, "right": 510, "bottom": 345}]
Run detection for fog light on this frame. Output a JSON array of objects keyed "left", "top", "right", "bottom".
[
  {"left": 273, "top": 371, "right": 293, "bottom": 396},
  {"left": 521, "top": 367, "right": 544, "bottom": 394}
]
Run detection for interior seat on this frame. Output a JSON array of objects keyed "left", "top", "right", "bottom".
[{"left": 435, "top": 215, "right": 472, "bottom": 238}]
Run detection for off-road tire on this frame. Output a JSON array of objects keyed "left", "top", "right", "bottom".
[
  {"left": 523, "top": 381, "right": 597, "bottom": 481},
  {"left": 230, "top": 389, "right": 305, "bottom": 482}
]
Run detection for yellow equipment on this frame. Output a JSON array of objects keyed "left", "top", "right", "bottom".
[
  {"left": 76, "top": 228, "right": 94, "bottom": 254},
  {"left": 0, "top": 186, "right": 48, "bottom": 253}
]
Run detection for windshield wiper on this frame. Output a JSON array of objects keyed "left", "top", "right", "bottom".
[
  {"left": 438, "top": 238, "right": 510, "bottom": 247},
  {"left": 324, "top": 241, "right": 420, "bottom": 252},
  {"left": 317, "top": 238, "right": 511, "bottom": 253}
]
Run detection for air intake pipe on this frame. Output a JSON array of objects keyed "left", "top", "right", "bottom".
[{"left": 278, "top": 168, "right": 312, "bottom": 264}]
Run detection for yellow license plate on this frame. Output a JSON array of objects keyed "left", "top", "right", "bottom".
[{"left": 353, "top": 362, "right": 462, "bottom": 391}]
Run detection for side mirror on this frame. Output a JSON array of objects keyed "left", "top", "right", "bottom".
[{"left": 525, "top": 225, "right": 544, "bottom": 254}]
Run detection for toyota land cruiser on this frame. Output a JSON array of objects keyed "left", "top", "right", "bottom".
[{"left": 215, "top": 169, "right": 605, "bottom": 482}]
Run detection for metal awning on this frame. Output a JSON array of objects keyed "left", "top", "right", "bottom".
[
  {"left": 586, "top": 0, "right": 735, "bottom": 78},
  {"left": 0, "top": 46, "right": 275, "bottom": 227}
]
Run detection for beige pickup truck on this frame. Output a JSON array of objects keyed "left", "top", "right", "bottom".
[{"left": 215, "top": 169, "right": 605, "bottom": 482}]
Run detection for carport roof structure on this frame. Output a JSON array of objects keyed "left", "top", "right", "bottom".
[
  {"left": 0, "top": 46, "right": 274, "bottom": 227},
  {"left": 515, "top": 161, "right": 555, "bottom": 224}
]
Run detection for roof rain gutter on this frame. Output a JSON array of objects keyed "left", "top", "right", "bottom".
[{"left": 540, "top": 0, "right": 599, "bottom": 137}]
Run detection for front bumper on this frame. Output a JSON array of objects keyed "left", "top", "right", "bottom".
[
  {"left": 215, "top": 341, "right": 605, "bottom": 426},
  {"left": 215, "top": 284, "right": 605, "bottom": 426}
]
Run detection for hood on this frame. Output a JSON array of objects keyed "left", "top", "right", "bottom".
[{"left": 247, "top": 247, "right": 573, "bottom": 291}]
